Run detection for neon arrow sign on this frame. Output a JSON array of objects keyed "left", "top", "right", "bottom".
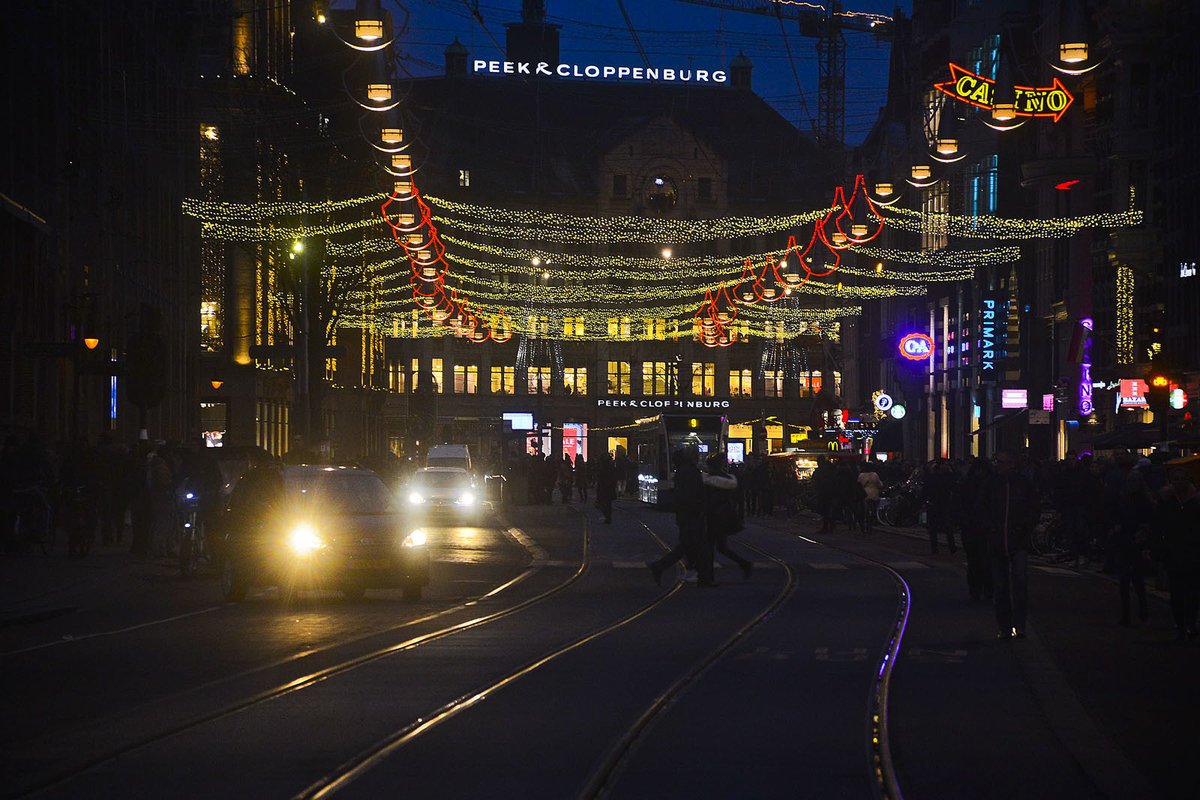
[{"left": 934, "top": 63, "right": 1075, "bottom": 123}]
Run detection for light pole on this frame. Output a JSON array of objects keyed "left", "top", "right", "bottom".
[{"left": 290, "top": 239, "right": 311, "bottom": 445}]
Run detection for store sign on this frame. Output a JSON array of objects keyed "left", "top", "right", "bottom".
[
  {"left": 1172, "top": 388, "right": 1189, "bottom": 410},
  {"left": 1001, "top": 388, "right": 1028, "bottom": 409},
  {"left": 934, "top": 63, "right": 1075, "bottom": 122},
  {"left": 980, "top": 290, "right": 1004, "bottom": 381},
  {"left": 473, "top": 60, "right": 727, "bottom": 84},
  {"left": 1042, "top": 393, "right": 1055, "bottom": 412},
  {"left": 889, "top": 404, "right": 907, "bottom": 420},
  {"left": 1118, "top": 379, "right": 1149, "bottom": 408},
  {"left": 1078, "top": 317, "right": 1094, "bottom": 416},
  {"left": 596, "top": 398, "right": 730, "bottom": 409},
  {"left": 1181, "top": 262, "right": 1197, "bottom": 278},
  {"left": 873, "top": 391, "right": 894, "bottom": 412},
  {"left": 899, "top": 333, "right": 933, "bottom": 361}
]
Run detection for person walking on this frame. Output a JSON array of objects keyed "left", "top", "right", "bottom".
[
  {"left": 980, "top": 450, "right": 1040, "bottom": 638},
  {"left": 956, "top": 457, "right": 995, "bottom": 602},
  {"left": 704, "top": 452, "right": 752, "bottom": 581},
  {"left": 1114, "top": 469, "right": 1153, "bottom": 626},
  {"left": 922, "top": 459, "right": 959, "bottom": 554},
  {"left": 595, "top": 452, "right": 617, "bottom": 524},
  {"left": 558, "top": 455, "right": 574, "bottom": 504},
  {"left": 858, "top": 461, "right": 883, "bottom": 534},
  {"left": 574, "top": 455, "right": 589, "bottom": 503},
  {"left": 1155, "top": 466, "right": 1200, "bottom": 640},
  {"left": 648, "top": 447, "right": 711, "bottom": 586},
  {"left": 811, "top": 457, "right": 836, "bottom": 533}
]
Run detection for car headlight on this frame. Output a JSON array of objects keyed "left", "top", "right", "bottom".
[
  {"left": 288, "top": 523, "right": 325, "bottom": 556},
  {"left": 402, "top": 528, "right": 427, "bottom": 548},
  {"left": 408, "top": 491, "right": 426, "bottom": 505},
  {"left": 457, "top": 491, "right": 475, "bottom": 505}
]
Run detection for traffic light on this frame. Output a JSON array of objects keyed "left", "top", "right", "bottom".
[{"left": 1146, "top": 372, "right": 1171, "bottom": 414}]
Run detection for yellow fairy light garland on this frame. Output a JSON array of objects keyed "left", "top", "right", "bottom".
[{"left": 877, "top": 206, "right": 1143, "bottom": 239}]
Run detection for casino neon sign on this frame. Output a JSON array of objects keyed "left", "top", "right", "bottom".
[
  {"left": 899, "top": 333, "right": 934, "bottom": 361},
  {"left": 934, "top": 63, "right": 1075, "bottom": 123}
]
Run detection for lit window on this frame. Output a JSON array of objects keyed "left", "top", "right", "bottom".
[
  {"left": 642, "top": 361, "right": 670, "bottom": 396},
  {"left": 431, "top": 358, "right": 444, "bottom": 393},
  {"left": 490, "top": 366, "right": 514, "bottom": 395},
  {"left": 763, "top": 370, "right": 784, "bottom": 398},
  {"left": 564, "top": 367, "right": 587, "bottom": 396},
  {"left": 691, "top": 362, "right": 715, "bottom": 396},
  {"left": 730, "top": 369, "right": 753, "bottom": 397},
  {"left": 453, "top": 364, "right": 478, "bottom": 394},
  {"left": 607, "top": 361, "right": 631, "bottom": 395},
  {"left": 646, "top": 318, "right": 667, "bottom": 340},
  {"left": 458, "top": 169, "right": 470, "bottom": 187},
  {"left": 563, "top": 317, "right": 585, "bottom": 337},
  {"left": 607, "top": 317, "right": 632, "bottom": 340},
  {"left": 527, "top": 367, "right": 551, "bottom": 394}
]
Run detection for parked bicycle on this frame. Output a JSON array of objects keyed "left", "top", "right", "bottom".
[{"left": 177, "top": 484, "right": 210, "bottom": 577}]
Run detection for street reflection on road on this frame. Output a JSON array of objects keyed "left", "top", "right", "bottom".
[{"left": 428, "top": 526, "right": 499, "bottom": 564}]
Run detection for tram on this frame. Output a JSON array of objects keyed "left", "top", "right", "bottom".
[{"left": 627, "top": 413, "right": 728, "bottom": 508}]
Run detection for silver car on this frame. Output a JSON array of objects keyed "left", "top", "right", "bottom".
[{"left": 403, "top": 467, "right": 485, "bottom": 523}]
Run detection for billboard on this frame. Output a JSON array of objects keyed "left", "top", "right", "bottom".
[{"left": 1001, "top": 388, "right": 1028, "bottom": 409}]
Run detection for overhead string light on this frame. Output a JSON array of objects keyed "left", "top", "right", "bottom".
[{"left": 877, "top": 206, "right": 1143, "bottom": 238}]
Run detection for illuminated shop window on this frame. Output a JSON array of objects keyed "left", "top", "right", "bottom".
[
  {"left": 491, "top": 366, "right": 515, "bottom": 395},
  {"left": 564, "top": 367, "right": 587, "bottom": 395},
  {"left": 607, "top": 361, "right": 631, "bottom": 395},
  {"left": 730, "top": 369, "right": 753, "bottom": 397},
  {"left": 453, "top": 364, "right": 478, "bottom": 394},
  {"left": 763, "top": 370, "right": 784, "bottom": 398},
  {"left": 691, "top": 362, "right": 715, "bottom": 396},
  {"left": 642, "top": 361, "right": 670, "bottom": 396},
  {"left": 527, "top": 367, "right": 551, "bottom": 394}
]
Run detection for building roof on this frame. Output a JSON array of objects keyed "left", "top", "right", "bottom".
[{"left": 399, "top": 72, "right": 833, "bottom": 206}]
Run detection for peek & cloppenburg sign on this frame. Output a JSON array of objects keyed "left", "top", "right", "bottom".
[{"left": 474, "top": 60, "right": 728, "bottom": 84}]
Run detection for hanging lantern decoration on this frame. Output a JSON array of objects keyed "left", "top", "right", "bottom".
[
  {"left": 391, "top": 153, "right": 411, "bottom": 172},
  {"left": 935, "top": 138, "right": 958, "bottom": 156},
  {"left": 381, "top": 127, "right": 403, "bottom": 145},
  {"left": 911, "top": 165, "right": 932, "bottom": 180},
  {"left": 356, "top": 19, "right": 384, "bottom": 41},
  {"left": 367, "top": 83, "right": 392, "bottom": 103}
]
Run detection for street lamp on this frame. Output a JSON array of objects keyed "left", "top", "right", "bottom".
[{"left": 210, "top": 376, "right": 224, "bottom": 390}]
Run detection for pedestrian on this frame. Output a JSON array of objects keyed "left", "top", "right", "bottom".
[
  {"left": 956, "top": 457, "right": 994, "bottom": 602},
  {"left": 811, "top": 457, "right": 836, "bottom": 533},
  {"left": 614, "top": 447, "right": 630, "bottom": 496},
  {"left": 833, "top": 460, "right": 865, "bottom": 532},
  {"left": 922, "top": 459, "right": 959, "bottom": 554},
  {"left": 704, "top": 452, "right": 753, "bottom": 581},
  {"left": 558, "top": 454, "right": 574, "bottom": 503},
  {"left": 1114, "top": 469, "right": 1153, "bottom": 626},
  {"left": 1154, "top": 466, "right": 1200, "bottom": 640},
  {"left": 595, "top": 452, "right": 617, "bottom": 524},
  {"left": 858, "top": 461, "right": 883, "bottom": 534},
  {"left": 980, "top": 450, "right": 1040, "bottom": 638},
  {"left": 648, "top": 447, "right": 711, "bottom": 587},
  {"left": 574, "top": 455, "right": 589, "bottom": 503}
]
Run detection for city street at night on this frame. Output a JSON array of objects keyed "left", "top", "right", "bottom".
[
  {"left": 3, "top": 499, "right": 1194, "bottom": 799},
  {"left": 5, "top": 0, "right": 1200, "bottom": 798}
]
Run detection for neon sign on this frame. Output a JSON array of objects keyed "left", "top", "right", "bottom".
[
  {"left": 899, "top": 333, "right": 933, "bottom": 361},
  {"left": 473, "top": 60, "right": 727, "bottom": 84},
  {"left": 980, "top": 291, "right": 1003, "bottom": 381},
  {"left": 934, "top": 63, "right": 1075, "bottom": 122},
  {"left": 1078, "top": 317, "right": 1094, "bottom": 416}
]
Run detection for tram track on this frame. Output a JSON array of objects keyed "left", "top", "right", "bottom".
[{"left": 8, "top": 520, "right": 589, "bottom": 800}]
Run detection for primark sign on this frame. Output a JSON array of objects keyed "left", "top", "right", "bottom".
[
  {"left": 474, "top": 60, "right": 728, "bottom": 84},
  {"left": 596, "top": 398, "right": 731, "bottom": 409}
]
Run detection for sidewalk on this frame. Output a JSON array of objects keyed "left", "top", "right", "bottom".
[
  {"left": 0, "top": 541, "right": 176, "bottom": 628},
  {"left": 772, "top": 508, "right": 1196, "bottom": 799}
]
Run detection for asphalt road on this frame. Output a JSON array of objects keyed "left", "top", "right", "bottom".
[{"left": 1, "top": 499, "right": 1194, "bottom": 799}]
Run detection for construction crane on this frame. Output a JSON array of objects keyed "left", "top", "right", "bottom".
[{"left": 668, "top": 0, "right": 892, "bottom": 153}]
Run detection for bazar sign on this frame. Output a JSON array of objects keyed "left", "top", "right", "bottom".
[
  {"left": 596, "top": 398, "right": 731, "bottom": 409},
  {"left": 934, "top": 63, "right": 1075, "bottom": 122},
  {"left": 474, "top": 60, "right": 727, "bottom": 84}
]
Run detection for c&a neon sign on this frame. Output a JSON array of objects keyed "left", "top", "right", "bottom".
[
  {"left": 899, "top": 333, "right": 934, "bottom": 361},
  {"left": 934, "top": 63, "right": 1075, "bottom": 122}
]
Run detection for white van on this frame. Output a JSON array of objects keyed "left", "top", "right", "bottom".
[{"left": 426, "top": 444, "right": 472, "bottom": 473}]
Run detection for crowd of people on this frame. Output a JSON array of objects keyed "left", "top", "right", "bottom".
[
  {"left": 0, "top": 431, "right": 223, "bottom": 560},
  {"left": 647, "top": 447, "right": 1198, "bottom": 643}
]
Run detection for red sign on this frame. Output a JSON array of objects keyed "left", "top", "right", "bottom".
[
  {"left": 1119, "top": 379, "right": 1149, "bottom": 408},
  {"left": 934, "top": 63, "right": 1075, "bottom": 123}
]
